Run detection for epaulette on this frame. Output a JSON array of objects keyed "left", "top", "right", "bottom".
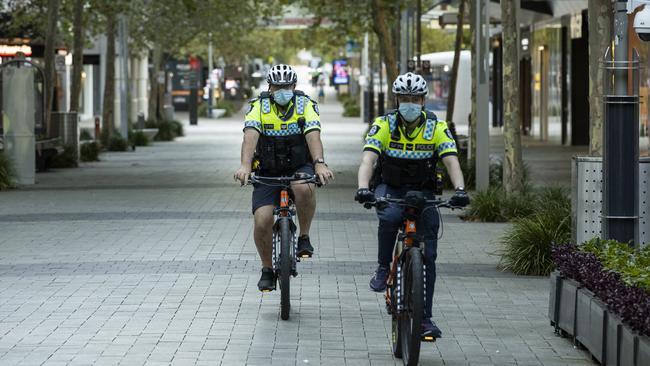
[{"left": 424, "top": 109, "right": 438, "bottom": 121}]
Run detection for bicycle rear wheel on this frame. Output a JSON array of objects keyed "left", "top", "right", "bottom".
[
  {"left": 278, "top": 217, "right": 292, "bottom": 320},
  {"left": 400, "top": 248, "right": 424, "bottom": 366}
]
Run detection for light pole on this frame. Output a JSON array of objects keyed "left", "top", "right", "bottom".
[
  {"left": 208, "top": 32, "right": 213, "bottom": 118},
  {"left": 602, "top": 0, "right": 650, "bottom": 246}
]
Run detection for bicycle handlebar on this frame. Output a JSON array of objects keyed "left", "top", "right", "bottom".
[
  {"left": 247, "top": 173, "right": 321, "bottom": 187},
  {"left": 361, "top": 197, "right": 458, "bottom": 210}
]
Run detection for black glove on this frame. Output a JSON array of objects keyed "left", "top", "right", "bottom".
[
  {"left": 355, "top": 188, "right": 375, "bottom": 204},
  {"left": 450, "top": 189, "right": 470, "bottom": 207}
]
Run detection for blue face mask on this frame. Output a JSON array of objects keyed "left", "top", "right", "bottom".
[
  {"left": 272, "top": 89, "right": 294, "bottom": 106},
  {"left": 398, "top": 103, "right": 423, "bottom": 122}
]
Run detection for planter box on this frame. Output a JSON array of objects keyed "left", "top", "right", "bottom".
[
  {"left": 575, "top": 287, "right": 591, "bottom": 348},
  {"left": 605, "top": 313, "right": 623, "bottom": 366},
  {"left": 551, "top": 275, "right": 647, "bottom": 366},
  {"left": 134, "top": 128, "right": 158, "bottom": 141},
  {"left": 211, "top": 108, "right": 226, "bottom": 118},
  {"left": 575, "top": 287, "right": 607, "bottom": 362},
  {"left": 549, "top": 271, "right": 561, "bottom": 327},
  {"left": 637, "top": 335, "right": 650, "bottom": 366},
  {"left": 558, "top": 278, "right": 580, "bottom": 335},
  {"left": 588, "top": 297, "right": 607, "bottom": 363},
  {"left": 620, "top": 324, "right": 636, "bottom": 366}
]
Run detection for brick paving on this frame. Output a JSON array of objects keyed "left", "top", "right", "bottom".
[{"left": 0, "top": 86, "right": 594, "bottom": 365}]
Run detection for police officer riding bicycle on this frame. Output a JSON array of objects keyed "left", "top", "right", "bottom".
[
  {"left": 234, "top": 64, "right": 334, "bottom": 292},
  {"left": 355, "top": 72, "right": 470, "bottom": 338}
]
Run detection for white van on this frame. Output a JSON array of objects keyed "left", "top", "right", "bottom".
[{"left": 420, "top": 50, "right": 475, "bottom": 135}]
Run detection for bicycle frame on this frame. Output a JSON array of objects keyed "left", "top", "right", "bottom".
[
  {"left": 379, "top": 197, "right": 448, "bottom": 343},
  {"left": 386, "top": 213, "right": 421, "bottom": 315},
  {"left": 250, "top": 173, "right": 320, "bottom": 275}
]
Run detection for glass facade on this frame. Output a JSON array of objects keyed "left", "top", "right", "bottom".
[{"left": 530, "top": 21, "right": 564, "bottom": 144}]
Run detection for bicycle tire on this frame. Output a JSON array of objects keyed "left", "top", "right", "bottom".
[
  {"left": 400, "top": 248, "right": 424, "bottom": 366},
  {"left": 279, "top": 217, "right": 292, "bottom": 320},
  {"left": 392, "top": 291, "right": 403, "bottom": 358}
]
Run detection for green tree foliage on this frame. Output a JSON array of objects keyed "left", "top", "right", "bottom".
[{"left": 420, "top": 27, "right": 471, "bottom": 54}]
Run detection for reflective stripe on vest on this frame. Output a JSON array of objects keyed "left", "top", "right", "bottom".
[{"left": 258, "top": 96, "right": 307, "bottom": 136}]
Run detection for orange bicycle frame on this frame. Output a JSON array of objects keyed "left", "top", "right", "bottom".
[
  {"left": 403, "top": 219, "right": 417, "bottom": 247},
  {"left": 279, "top": 189, "right": 290, "bottom": 216},
  {"left": 385, "top": 219, "right": 417, "bottom": 304}
]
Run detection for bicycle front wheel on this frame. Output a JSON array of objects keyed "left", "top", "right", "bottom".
[
  {"left": 278, "top": 217, "right": 292, "bottom": 320},
  {"left": 400, "top": 248, "right": 424, "bottom": 366}
]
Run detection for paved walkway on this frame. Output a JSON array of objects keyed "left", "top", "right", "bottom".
[{"left": 0, "top": 87, "right": 594, "bottom": 365}]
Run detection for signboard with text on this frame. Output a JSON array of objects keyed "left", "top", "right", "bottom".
[{"left": 332, "top": 59, "right": 349, "bottom": 85}]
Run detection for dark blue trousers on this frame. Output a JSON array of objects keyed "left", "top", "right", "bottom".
[{"left": 374, "top": 184, "right": 439, "bottom": 319}]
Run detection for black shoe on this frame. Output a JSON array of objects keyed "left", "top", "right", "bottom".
[
  {"left": 421, "top": 318, "right": 442, "bottom": 340},
  {"left": 258, "top": 267, "right": 276, "bottom": 292},
  {"left": 297, "top": 235, "right": 314, "bottom": 258},
  {"left": 369, "top": 264, "right": 390, "bottom": 292}
]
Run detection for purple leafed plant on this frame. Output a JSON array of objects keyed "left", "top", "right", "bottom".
[{"left": 552, "top": 243, "right": 650, "bottom": 337}]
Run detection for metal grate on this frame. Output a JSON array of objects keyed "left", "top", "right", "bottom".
[{"left": 573, "top": 157, "right": 649, "bottom": 247}]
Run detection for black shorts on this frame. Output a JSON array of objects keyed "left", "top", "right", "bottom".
[{"left": 252, "top": 163, "right": 315, "bottom": 213}]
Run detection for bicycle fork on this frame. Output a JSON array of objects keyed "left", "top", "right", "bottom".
[{"left": 271, "top": 217, "right": 299, "bottom": 276}]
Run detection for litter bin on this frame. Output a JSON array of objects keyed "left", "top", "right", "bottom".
[{"left": 51, "top": 112, "right": 79, "bottom": 161}]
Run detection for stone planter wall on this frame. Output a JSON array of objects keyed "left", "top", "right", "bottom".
[{"left": 549, "top": 271, "right": 649, "bottom": 366}]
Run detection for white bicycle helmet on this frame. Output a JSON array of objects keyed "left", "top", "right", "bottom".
[
  {"left": 266, "top": 64, "right": 297, "bottom": 86},
  {"left": 392, "top": 72, "right": 428, "bottom": 96}
]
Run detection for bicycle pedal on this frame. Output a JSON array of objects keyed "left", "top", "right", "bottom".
[{"left": 421, "top": 335, "right": 437, "bottom": 342}]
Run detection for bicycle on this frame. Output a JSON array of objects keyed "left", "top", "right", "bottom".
[
  {"left": 248, "top": 173, "right": 320, "bottom": 320},
  {"left": 361, "top": 191, "right": 454, "bottom": 366}
]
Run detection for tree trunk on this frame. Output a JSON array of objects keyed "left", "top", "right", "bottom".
[
  {"left": 44, "top": 0, "right": 61, "bottom": 137},
  {"left": 148, "top": 43, "right": 163, "bottom": 122},
  {"left": 371, "top": 0, "right": 398, "bottom": 108},
  {"left": 446, "top": 0, "right": 466, "bottom": 125},
  {"left": 501, "top": 0, "right": 525, "bottom": 194},
  {"left": 70, "top": 0, "right": 84, "bottom": 113},
  {"left": 588, "top": 0, "right": 612, "bottom": 156},
  {"left": 469, "top": 1, "right": 477, "bottom": 164},
  {"left": 102, "top": 12, "right": 117, "bottom": 135},
  {"left": 157, "top": 54, "right": 166, "bottom": 121}
]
